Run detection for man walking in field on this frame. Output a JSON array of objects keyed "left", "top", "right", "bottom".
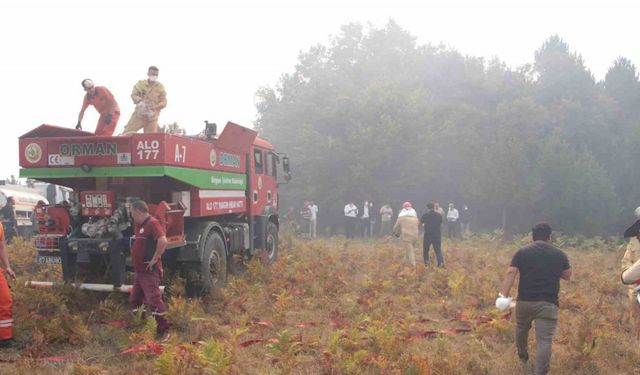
[
  {"left": 497, "top": 223, "right": 571, "bottom": 375},
  {"left": 420, "top": 203, "right": 444, "bottom": 267},
  {"left": 393, "top": 202, "right": 419, "bottom": 267},
  {"left": 622, "top": 206, "right": 640, "bottom": 341}
]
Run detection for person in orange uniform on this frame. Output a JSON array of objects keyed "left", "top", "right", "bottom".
[
  {"left": 0, "top": 224, "right": 16, "bottom": 348},
  {"left": 77, "top": 79, "right": 120, "bottom": 136}
]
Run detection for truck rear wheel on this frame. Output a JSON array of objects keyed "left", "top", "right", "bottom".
[
  {"left": 264, "top": 222, "right": 278, "bottom": 264},
  {"left": 200, "top": 231, "right": 227, "bottom": 295}
]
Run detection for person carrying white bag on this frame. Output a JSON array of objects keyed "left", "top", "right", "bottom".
[
  {"left": 620, "top": 207, "right": 640, "bottom": 341},
  {"left": 497, "top": 223, "right": 572, "bottom": 375}
]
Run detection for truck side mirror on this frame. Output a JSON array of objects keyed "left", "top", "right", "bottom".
[
  {"left": 276, "top": 153, "right": 291, "bottom": 185},
  {"left": 282, "top": 156, "right": 290, "bottom": 173}
]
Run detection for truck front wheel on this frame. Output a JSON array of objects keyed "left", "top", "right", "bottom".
[
  {"left": 201, "top": 231, "right": 227, "bottom": 295},
  {"left": 264, "top": 222, "right": 278, "bottom": 264}
]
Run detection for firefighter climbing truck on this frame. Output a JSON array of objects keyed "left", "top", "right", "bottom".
[{"left": 19, "top": 122, "right": 290, "bottom": 294}]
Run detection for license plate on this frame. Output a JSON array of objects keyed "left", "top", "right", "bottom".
[{"left": 36, "top": 255, "right": 62, "bottom": 265}]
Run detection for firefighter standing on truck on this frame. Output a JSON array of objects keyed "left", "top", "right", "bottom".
[
  {"left": 77, "top": 79, "right": 120, "bottom": 136},
  {"left": 121, "top": 66, "right": 167, "bottom": 135},
  {"left": 0, "top": 223, "right": 16, "bottom": 348},
  {"left": 129, "top": 200, "right": 171, "bottom": 342}
]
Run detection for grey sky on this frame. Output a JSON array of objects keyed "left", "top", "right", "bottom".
[{"left": 1, "top": 0, "right": 638, "bottom": 179}]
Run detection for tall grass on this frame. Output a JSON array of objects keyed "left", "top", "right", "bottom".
[{"left": 0, "top": 234, "right": 637, "bottom": 374}]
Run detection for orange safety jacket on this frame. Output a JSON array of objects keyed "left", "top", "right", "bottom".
[
  {"left": 0, "top": 225, "right": 13, "bottom": 340},
  {"left": 81, "top": 86, "right": 120, "bottom": 115}
]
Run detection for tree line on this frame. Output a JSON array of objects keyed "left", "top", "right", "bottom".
[{"left": 255, "top": 20, "right": 640, "bottom": 236}]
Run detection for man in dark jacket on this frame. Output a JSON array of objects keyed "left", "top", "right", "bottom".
[{"left": 420, "top": 203, "right": 444, "bottom": 267}]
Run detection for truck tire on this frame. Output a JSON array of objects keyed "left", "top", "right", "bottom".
[
  {"left": 264, "top": 222, "right": 278, "bottom": 264},
  {"left": 200, "top": 230, "right": 227, "bottom": 295}
]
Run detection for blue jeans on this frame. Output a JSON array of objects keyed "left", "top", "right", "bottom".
[{"left": 423, "top": 237, "right": 444, "bottom": 266}]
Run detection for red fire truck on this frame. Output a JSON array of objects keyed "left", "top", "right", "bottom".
[{"left": 19, "top": 122, "right": 290, "bottom": 294}]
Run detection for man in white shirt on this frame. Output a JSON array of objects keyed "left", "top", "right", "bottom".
[
  {"left": 379, "top": 204, "right": 394, "bottom": 236},
  {"left": 344, "top": 201, "right": 358, "bottom": 239},
  {"left": 309, "top": 201, "right": 319, "bottom": 238},
  {"left": 446, "top": 203, "right": 459, "bottom": 239},
  {"left": 361, "top": 200, "right": 372, "bottom": 237}
]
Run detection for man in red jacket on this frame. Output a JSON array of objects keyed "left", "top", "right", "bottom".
[{"left": 129, "top": 200, "right": 170, "bottom": 342}]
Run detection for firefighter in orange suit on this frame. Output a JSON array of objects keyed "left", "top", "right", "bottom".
[
  {"left": 0, "top": 224, "right": 16, "bottom": 347},
  {"left": 77, "top": 78, "right": 120, "bottom": 136}
]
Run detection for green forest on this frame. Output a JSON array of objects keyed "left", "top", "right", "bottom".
[{"left": 255, "top": 20, "right": 640, "bottom": 236}]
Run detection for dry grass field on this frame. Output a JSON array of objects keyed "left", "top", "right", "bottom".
[{"left": 0, "top": 232, "right": 638, "bottom": 374}]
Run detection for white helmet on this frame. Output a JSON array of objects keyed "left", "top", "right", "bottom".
[{"left": 634, "top": 206, "right": 640, "bottom": 218}]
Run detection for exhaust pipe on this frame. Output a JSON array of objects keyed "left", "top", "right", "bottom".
[{"left": 26, "top": 281, "right": 165, "bottom": 293}]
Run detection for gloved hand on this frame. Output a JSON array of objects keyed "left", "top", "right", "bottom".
[
  {"left": 495, "top": 293, "right": 513, "bottom": 311},
  {"left": 104, "top": 113, "right": 113, "bottom": 125},
  {"left": 75, "top": 121, "right": 82, "bottom": 130}
]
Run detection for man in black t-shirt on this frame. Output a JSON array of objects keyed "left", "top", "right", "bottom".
[
  {"left": 420, "top": 203, "right": 444, "bottom": 267},
  {"left": 497, "top": 223, "right": 571, "bottom": 375}
]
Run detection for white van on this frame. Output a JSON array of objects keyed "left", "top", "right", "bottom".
[{"left": 30, "top": 182, "right": 73, "bottom": 205}]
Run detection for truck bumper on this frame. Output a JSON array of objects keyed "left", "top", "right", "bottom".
[{"left": 55, "top": 238, "right": 130, "bottom": 287}]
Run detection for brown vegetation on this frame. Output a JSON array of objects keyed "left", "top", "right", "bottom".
[{"left": 0, "top": 233, "right": 637, "bottom": 374}]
